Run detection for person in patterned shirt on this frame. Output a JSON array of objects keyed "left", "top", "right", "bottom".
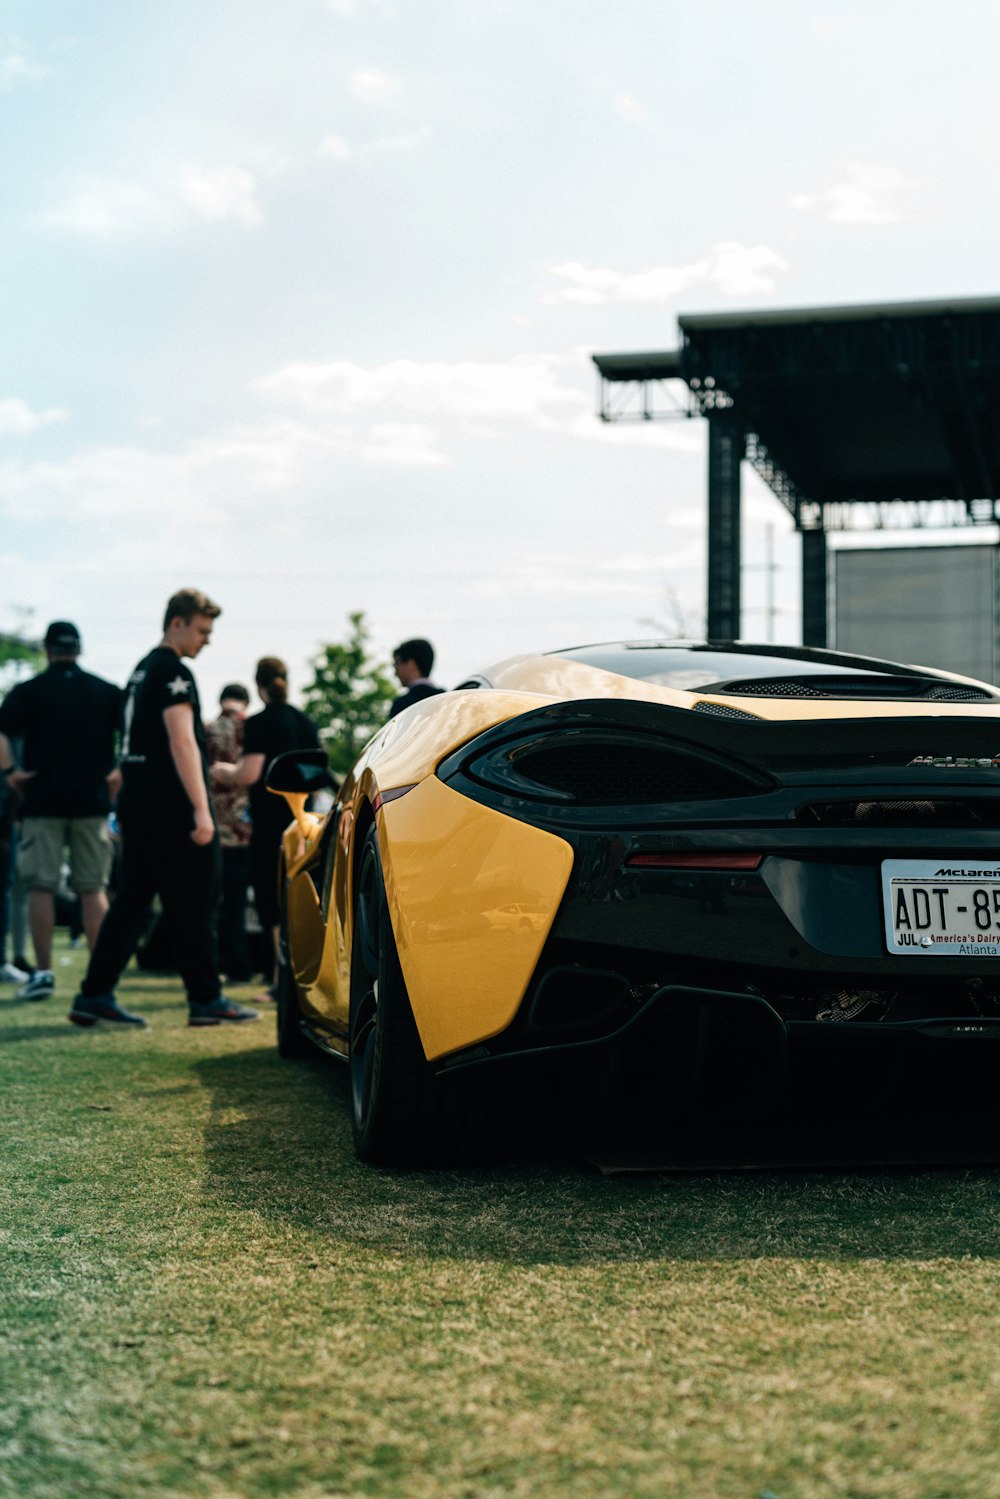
[{"left": 205, "top": 684, "right": 253, "bottom": 984}]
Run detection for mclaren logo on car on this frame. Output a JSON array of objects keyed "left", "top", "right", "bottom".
[{"left": 908, "top": 755, "right": 1000, "bottom": 768}]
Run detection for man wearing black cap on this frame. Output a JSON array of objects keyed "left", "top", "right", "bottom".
[{"left": 0, "top": 621, "right": 122, "bottom": 1003}]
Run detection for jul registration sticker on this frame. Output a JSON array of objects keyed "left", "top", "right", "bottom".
[{"left": 881, "top": 860, "right": 1000, "bottom": 957}]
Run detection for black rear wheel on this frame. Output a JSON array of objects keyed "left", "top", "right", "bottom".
[{"left": 349, "top": 827, "right": 451, "bottom": 1165}]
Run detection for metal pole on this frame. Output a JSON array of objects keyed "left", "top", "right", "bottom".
[
  {"left": 801, "top": 526, "right": 829, "bottom": 647},
  {"left": 707, "top": 410, "right": 744, "bottom": 639}
]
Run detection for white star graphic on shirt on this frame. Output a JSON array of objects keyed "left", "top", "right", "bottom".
[{"left": 167, "top": 676, "right": 191, "bottom": 696}]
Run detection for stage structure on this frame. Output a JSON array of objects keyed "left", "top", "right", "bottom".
[
  {"left": 593, "top": 297, "right": 1000, "bottom": 644},
  {"left": 835, "top": 544, "right": 1000, "bottom": 684}
]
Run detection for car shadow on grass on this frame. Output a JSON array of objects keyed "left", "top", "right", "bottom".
[{"left": 192, "top": 1046, "right": 1000, "bottom": 1265}]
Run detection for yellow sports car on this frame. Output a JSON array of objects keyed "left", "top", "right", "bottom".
[{"left": 268, "top": 640, "right": 1000, "bottom": 1166}]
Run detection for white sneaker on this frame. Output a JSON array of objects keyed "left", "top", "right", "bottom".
[
  {"left": 18, "top": 970, "right": 55, "bottom": 1002},
  {"left": 1, "top": 960, "right": 29, "bottom": 984}
]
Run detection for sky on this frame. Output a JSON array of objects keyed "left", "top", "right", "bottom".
[{"left": 3, "top": 0, "right": 1000, "bottom": 706}]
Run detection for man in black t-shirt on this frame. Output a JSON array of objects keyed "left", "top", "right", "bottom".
[
  {"left": 0, "top": 621, "right": 121, "bottom": 1003},
  {"left": 210, "top": 655, "right": 320, "bottom": 995},
  {"left": 69, "top": 589, "right": 258, "bottom": 1029}
]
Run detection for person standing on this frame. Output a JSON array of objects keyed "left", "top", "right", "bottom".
[
  {"left": 0, "top": 755, "right": 29, "bottom": 984},
  {"left": 388, "top": 638, "right": 444, "bottom": 719},
  {"left": 0, "top": 621, "right": 121, "bottom": 1003},
  {"left": 211, "top": 656, "right": 319, "bottom": 997},
  {"left": 69, "top": 589, "right": 258, "bottom": 1028},
  {"left": 205, "top": 683, "right": 254, "bottom": 984}
]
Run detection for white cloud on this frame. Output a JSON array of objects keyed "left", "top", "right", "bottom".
[
  {"left": 547, "top": 242, "right": 789, "bottom": 305},
  {"left": 319, "top": 126, "right": 432, "bottom": 161},
  {"left": 613, "top": 94, "right": 650, "bottom": 126},
  {"left": 0, "top": 419, "right": 349, "bottom": 536},
  {"left": 0, "top": 354, "right": 585, "bottom": 541},
  {"left": 179, "top": 166, "right": 262, "bottom": 225},
  {"left": 709, "top": 242, "right": 789, "bottom": 296},
  {"left": 500, "top": 550, "right": 703, "bottom": 601},
  {"left": 812, "top": 14, "right": 864, "bottom": 41},
  {"left": 0, "top": 397, "right": 69, "bottom": 435},
  {"left": 319, "top": 133, "right": 354, "bottom": 161},
  {"left": 349, "top": 67, "right": 405, "bottom": 105},
  {"left": 327, "top": 0, "right": 399, "bottom": 15},
  {"left": 42, "top": 165, "right": 264, "bottom": 240},
  {"left": 41, "top": 177, "right": 171, "bottom": 240},
  {"left": 258, "top": 355, "right": 588, "bottom": 426},
  {"left": 255, "top": 352, "right": 712, "bottom": 462},
  {"left": 789, "top": 164, "right": 910, "bottom": 225},
  {"left": 359, "top": 423, "right": 450, "bottom": 466},
  {"left": 0, "top": 42, "right": 50, "bottom": 90},
  {"left": 362, "top": 127, "right": 431, "bottom": 155}
]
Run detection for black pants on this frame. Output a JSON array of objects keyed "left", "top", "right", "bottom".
[
  {"left": 81, "top": 818, "right": 221, "bottom": 1007},
  {"left": 219, "top": 845, "right": 253, "bottom": 981},
  {"left": 249, "top": 829, "right": 284, "bottom": 986}
]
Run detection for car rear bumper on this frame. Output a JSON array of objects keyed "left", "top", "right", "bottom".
[
  {"left": 431, "top": 835, "right": 1000, "bottom": 1116},
  {"left": 435, "top": 978, "right": 1000, "bottom": 1128}
]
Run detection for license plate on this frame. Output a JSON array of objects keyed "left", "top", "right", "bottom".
[{"left": 882, "top": 859, "right": 1000, "bottom": 957}]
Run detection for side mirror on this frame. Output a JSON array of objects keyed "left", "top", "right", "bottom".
[{"left": 265, "top": 748, "right": 338, "bottom": 795}]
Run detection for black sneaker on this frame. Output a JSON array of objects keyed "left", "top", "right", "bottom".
[
  {"left": 69, "top": 991, "right": 149, "bottom": 1028},
  {"left": 188, "top": 996, "right": 260, "bottom": 1026},
  {"left": 18, "top": 970, "right": 54, "bottom": 1002}
]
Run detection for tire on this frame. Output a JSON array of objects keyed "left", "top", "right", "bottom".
[
  {"left": 275, "top": 900, "right": 313, "bottom": 1059},
  {"left": 348, "top": 827, "right": 450, "bottom": 1165}
]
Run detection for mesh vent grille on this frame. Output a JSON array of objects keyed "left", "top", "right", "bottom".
[
  {"left": 723, "top": 678, "right": 834, "bottom": 698},
  {"left": 924, "top": 686, "right": 994, "bottom": 702},
  {"left": 692, "top": 701, "right": 759, "bottom": 720},
  {"left": 815, "top": 989, "right": 891, "bottom": 1022},
  {"left": 513, "top": 743, "right": 757, "bottom": 805},
  {"left": 800, "top": 799, "right": 993, "bottom": 828},
  {"left": 722, "top": 676, "right": 994, "bottom": 703}
]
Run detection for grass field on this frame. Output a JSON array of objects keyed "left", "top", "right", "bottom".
[{"left": 2, "top": 936, "right": 1000, "bottom": 1499}]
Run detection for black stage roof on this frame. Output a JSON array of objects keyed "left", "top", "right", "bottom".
[{"left": 593, "top": 296, "right": 1000, "bottom": 508}]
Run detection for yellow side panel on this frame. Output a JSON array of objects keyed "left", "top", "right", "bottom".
[
  {"left": 281, "top": 812, "right": 326, "bottom": 878},
  {"left": 378, "top": 778, "right": 574, "bottom": 1062},
  {"left": 285, "top": 870, "right": 324, "bottom": 986}
]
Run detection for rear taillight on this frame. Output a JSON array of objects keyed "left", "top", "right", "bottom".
[{"left": 626, "top": 852, "right": 763, "bottom": 871}]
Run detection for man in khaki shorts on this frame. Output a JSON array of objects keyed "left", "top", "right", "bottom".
[{"left": 0, "top": 622, "right": 122, "bottom": 1002}]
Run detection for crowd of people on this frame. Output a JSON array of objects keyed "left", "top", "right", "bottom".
[{"left": 0, "top": 587, "right": 442, "bottom": 1029}]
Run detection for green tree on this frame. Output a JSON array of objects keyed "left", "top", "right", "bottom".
[
  {"left": 302, "top": 611, "right": 396, "bottom": 775},
  {"left": 0, "top": 617, "right": 44, "bottom": 702}
]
